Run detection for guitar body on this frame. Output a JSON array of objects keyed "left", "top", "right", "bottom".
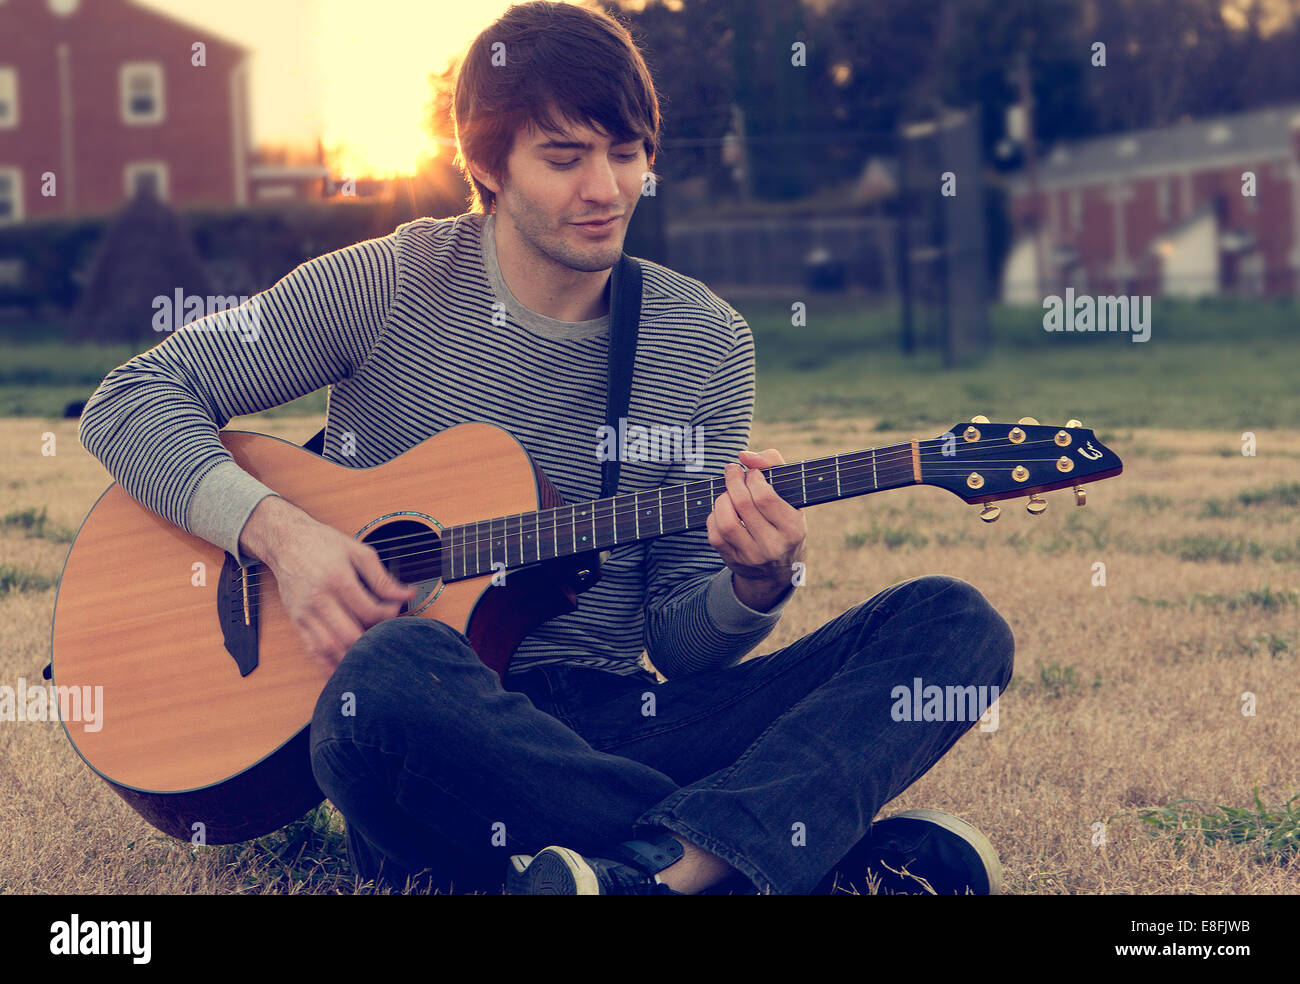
[{"left": 51, "top": 423, "right": 601, "bottom": 844}]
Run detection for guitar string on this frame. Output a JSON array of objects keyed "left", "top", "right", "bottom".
[
  {"left": 231, "top": 434, "right": 1085, "bottom": 590},
  {"left": 228, "top": 436, "right": 1106, "bottom": 605},
  {"left": 229, "top": 435, "right": 1100, "bottom": 594},
  {"left": 228, "top": 473, "right": 1106, "bottom": 615}
]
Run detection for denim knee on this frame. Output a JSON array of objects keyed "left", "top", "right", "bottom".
[
  {"left": 919, "top": 575, "right": 1015, "bottom": 688},
  {"left": 309, "top": 617, "right": 480, "bottom": 748},
  {"left": 878, "top": 575, "right": 1015, "bottom": 688}
]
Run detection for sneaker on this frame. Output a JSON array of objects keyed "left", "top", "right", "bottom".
[
  {"left": 507, "top": 834, "right": 685, "bottom": 895},
  {"left": 844, "top": 808, "right": 1003, "bottom": 895}
]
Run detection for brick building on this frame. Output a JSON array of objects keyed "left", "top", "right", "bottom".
[
  {"left": 0, "top": 0, "right": 253, "bottom": 224},
  {"left": 1003, "top": 103, "right": 1300, "bottom": 301}
]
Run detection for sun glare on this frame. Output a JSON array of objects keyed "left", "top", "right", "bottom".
[
  {"left": 316, "top": 1, "right": 517, "bottom": 179},
  {"left": 135, "top": 0, "right": 530, "bottom": 179}
]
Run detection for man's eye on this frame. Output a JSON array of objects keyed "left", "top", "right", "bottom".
[{"left": 548, "top": 153, "right": 639, "bottom": 170}]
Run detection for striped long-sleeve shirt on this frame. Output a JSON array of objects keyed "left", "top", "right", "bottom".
[{"left": 78, "top": 211, "right": 791, "bottom": 680}]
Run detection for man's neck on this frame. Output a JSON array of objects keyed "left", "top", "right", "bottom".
[{"left": 490, "top": 212, "right": 611, "bottom": 322}]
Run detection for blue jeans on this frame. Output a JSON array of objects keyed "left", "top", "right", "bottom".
[{"left": 309, "top": 574, "right": 1014, "bottom": 894}]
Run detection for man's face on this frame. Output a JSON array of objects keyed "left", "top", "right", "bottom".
[{"left": 483, "top": 117, "right": 648, "bottom": 273}]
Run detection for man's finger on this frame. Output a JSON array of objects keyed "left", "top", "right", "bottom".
[{"left": 352, "top": 543, "right": 417, "bottom": 602}]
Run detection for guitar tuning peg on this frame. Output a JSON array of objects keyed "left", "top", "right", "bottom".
[
  {"left": 1026, "top": 494, "right": 1047, "bottom": 516},
  {"left": 1073, "top": 486, "right": 1087, "bottom": 506},
  {"left": 1066, "top": 418, "right": 1082, "bottom": 429},
  {"left": 979, "top": 504, "right": 1001, "bottom": 523},
  {"left": 970, "top": 414, "right": 989, "bottom": 424},
  {"left": 1017, "top": 416, "right": 1039, "bottom": 426}
]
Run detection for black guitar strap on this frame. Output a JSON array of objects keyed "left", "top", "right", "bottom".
[{"left": 601, "top": 253, "right": 642, "bottom": 499}]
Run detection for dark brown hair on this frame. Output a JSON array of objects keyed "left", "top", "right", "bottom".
[{"left": 452, "top": 1, "right": 661, "bottom": 213}]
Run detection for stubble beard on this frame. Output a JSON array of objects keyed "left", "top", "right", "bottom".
[{"left": 502, "top": 187, "right": 626, "bottom": 274}]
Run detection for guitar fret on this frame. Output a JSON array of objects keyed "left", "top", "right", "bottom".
[
  {"left": 836, "top": 456, "right": 842, "bottom": 497},
  {"left": 634, "top": 492, "right": 640, "bottom": 540},
  {"left": 800, "top": 461, "right": 806, "bottom": 504},
  {"left": 871, "top": 449, "right": 878, "bottom": 489}
]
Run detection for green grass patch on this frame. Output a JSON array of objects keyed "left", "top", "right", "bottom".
[
  {"left": 1137, "top": 789, "right": 1300, "bottom": 863},
  {"left": 1224, "top": 632, "right": 1293, "bottom": 659},
  {"left": 214, "top": 804, "right": 355, "bottom": 894},
  {"left": 1123, "top": 493, "right": 1175, "bottom": 512},
  {"left": 1201, "top": 482, "right": 1300, "bottom": 518},
  {"left": 0, "top": 564, "right": 57, "bottom": 593},
  {"left": 3, "top": 297, "right": 1299, "bottom": 425},
  {"left": 843, "top": 522, "right": 929, "bottom": 551},
  {"left": 1164, "top": 535, "right": 1268, "bottom": 564},
  {"left": 1134, "top": 587, "right": 1300, "bottom": 612},
  {"left": 1, "top": 506, "right": 77, "bottom": 543},
  {"left": 1007, "top": 662, "right": 1099, "bottom": 698},
  {"left": 750, "top": 296, "right": 1300, "bottom": 430}
]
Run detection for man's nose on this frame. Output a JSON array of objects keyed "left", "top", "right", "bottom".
[{"left": 579, "top": 156, "right": 622, "bottom": 202}]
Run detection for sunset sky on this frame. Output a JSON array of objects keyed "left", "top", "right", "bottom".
[{"left": 133, "top": 0, "right": 527, "bottom": 178}]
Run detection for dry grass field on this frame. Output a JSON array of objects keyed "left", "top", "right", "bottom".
[{"left": 2, "top": 413, "right": 1297, "bottom": 893}]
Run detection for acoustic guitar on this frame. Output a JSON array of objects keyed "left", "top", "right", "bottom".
[{"left": 51, "top": 417, "right": 1122, "bottom": 843}]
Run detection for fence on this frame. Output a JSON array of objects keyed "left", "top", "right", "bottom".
[{"left": 665, "top": 215, "right": 897, "bottom": 292}]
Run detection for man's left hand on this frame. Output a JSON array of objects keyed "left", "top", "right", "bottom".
[{"left": 706, "top": 448, "right": 808, "bottom": 612}]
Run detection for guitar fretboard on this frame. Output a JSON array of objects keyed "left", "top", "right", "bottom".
[{"left": 441, "top": 444, "right": 919, "bottom": 580}]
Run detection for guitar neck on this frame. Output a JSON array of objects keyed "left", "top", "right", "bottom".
[{"left": 440, "top": 443, "right": 920, "bottom": 581}]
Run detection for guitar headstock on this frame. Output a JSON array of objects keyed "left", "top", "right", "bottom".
[{"left": 922, "top": 417, "right": 1123, "bottom": 521}]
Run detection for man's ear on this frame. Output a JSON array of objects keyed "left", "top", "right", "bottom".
[{"left": 467, "top": 159, "right": 503, "bottom": 196}]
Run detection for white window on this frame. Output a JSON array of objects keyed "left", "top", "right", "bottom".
[
  {"left": 0, "top": 167, "right": 22, "bottom": 225},
  {"left": 124, "top": 161, "right": 169, "bottom": 201},
  {"left": 120, "top": 62, "right": 164, "bottom": 125},
  {"left": 0, "top": 67, "right": 17, "bottom": 129}
]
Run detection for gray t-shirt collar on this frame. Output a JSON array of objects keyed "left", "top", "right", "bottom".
[{"left": 480, "top": 212, "right": 611, "bottom": 340}]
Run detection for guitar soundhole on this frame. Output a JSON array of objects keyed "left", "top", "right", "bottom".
[{"left": 358, "top": 518, "right": 443, "bottom": 615}]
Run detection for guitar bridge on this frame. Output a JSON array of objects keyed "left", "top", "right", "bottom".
[{"left": 217, "top": 553, "right": 260, "bottom": 676}]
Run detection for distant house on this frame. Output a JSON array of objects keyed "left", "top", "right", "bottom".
[
  {"left": 0, "top": 0, "right": 324, "bottom": 226},
  {"left": 1003, "top": 104, "right": 1300, "bottom": 301}
]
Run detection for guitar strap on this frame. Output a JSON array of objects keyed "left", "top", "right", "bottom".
[{"left": 601, "top": 253, "right": 642, "bottom": 499}]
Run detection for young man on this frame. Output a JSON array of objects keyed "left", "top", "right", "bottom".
[{"left": 79, "top": 1, "right": 1013, "bottom": 895}]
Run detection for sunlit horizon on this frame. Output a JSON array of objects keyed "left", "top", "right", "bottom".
[{"left": 133, "top": 0, "right": 532, "bottom": 179}]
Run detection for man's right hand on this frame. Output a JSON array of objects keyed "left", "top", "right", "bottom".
[{"left": 239, "top": 495, "right": 417, "bottom": 673}]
